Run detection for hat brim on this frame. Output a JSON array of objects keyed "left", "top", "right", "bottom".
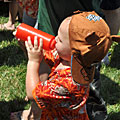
[{"left": 71, "top": 54, "right": 95, "bottom": 84}]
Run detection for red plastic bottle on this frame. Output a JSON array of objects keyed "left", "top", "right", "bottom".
[{"left": 15, "top": 23, "right": 56, "bottom": 50}]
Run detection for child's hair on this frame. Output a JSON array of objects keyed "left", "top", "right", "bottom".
[{"left": 68, "top": 11, "right": 120, "bottom": 84}]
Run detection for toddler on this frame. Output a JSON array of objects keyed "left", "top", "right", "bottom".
[{"left": 25, "top": 11, "right": 120, "bottom": 120}]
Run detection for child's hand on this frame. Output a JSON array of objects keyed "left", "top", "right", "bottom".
[{"left": 25, "top": 36, "right": 43, "bottom": 62}]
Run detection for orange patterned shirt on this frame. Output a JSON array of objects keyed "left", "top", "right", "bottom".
[
  {"left": 32, "top": 50, "right": 90, "bottom": 120},
  {"left": 17, "top": 0, "right": 38, "bottom": 18}
]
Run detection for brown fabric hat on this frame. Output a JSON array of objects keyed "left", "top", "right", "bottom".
[{"left": 69, "top": 11, "right": 120, "bottom": 84}]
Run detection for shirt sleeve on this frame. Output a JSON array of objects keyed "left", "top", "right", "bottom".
[
  {"left": 44, "top": 49, "right": 60, "bottom": 69},
  {"left": 100, "top": 0, "right": 120, "bottom": 10}
]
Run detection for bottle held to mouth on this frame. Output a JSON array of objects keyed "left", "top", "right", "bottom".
[{"left": 15, "top": 23, "right": 56, "bottom": 50}]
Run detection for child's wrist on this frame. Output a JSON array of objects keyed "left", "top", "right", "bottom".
[
  {"left": 27, "top": 60, "right": 40, "bottom": 68},
  {"left": 28, "top": 54, "right": 43, "bottom": 63},
  {"left": 28, "top": 58, "right": 41, "bottom": 63}
]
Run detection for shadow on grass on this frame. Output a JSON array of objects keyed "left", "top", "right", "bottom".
[
  {"left": 0, "top": 30, "right": 27, "bottom": 66},
  {"left": 108, "top": 112, "right": 120, "bottom": 120},
  {"left": 0, "top": 31, "right": 14, "bottom": 42},
  {"left": 100, "top": 74, "right": 120, "bottom": 105},
  {"left": 109, "top": 43, "right": 120, "bottom": 69},
  {"left": 0, "top": 44, "right": 26, "bottom": 66},
  {"left": 0, "top": 99, "right": 29, "bottom": 120},
  {"left": 0, "top": 2, "right": 9, "bottom": 17}
]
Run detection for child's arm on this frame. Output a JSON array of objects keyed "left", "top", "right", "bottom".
[{"left": 25, "top": 36, "right": 43, "bottom": 100}]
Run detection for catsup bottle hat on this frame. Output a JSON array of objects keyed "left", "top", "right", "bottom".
[{"left": 69, "top": 11, "right": 120, "bottom": 84}]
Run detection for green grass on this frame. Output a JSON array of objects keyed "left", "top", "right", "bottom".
[
  {"left": 0, "top": 3, "right": 120, "bottom": 120},
  {"left": 100, "top": 42, "right": 120, "bottom": 120},
  {"left": 0, "top": 3, "right": 30, "bottom": 120}
]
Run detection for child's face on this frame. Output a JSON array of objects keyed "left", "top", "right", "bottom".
[{"left": 55, "top": 17, "right": 72, "bottom": 61}]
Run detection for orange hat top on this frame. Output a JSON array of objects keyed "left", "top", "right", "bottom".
[{"left": 69, "top": 11, "right": 120, "bottom": 84}]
